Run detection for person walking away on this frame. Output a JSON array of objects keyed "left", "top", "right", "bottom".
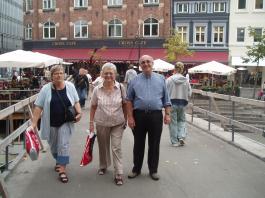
[
  {"left": 74, "top": 68, "right": 89, "bottom": 108},
  {"left": 84, "top": 69, "right": 92, "bottom": 98},
  {"left": 30, "top": 65, "right": 82, "bottom": 183},
  {"left": 166, "top": 62, "right": 192, "bottom": 146},
  {"left": 124, "top": 64, "right": 137, "bottom": 87},
  {"left": 126, "top": 55, "right": 171, "bottom": 181},
  {"left": 89, "top": 62, "right": 127, "bottom": 185}
]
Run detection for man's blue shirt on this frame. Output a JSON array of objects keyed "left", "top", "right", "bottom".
[{"left": 126, "top": 72, "right": 171, "bottom": 110}]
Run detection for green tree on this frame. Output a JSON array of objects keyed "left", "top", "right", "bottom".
[
  {"left": 243, "top": 27, "right": 265, "bottom": 99},
  {"left": 163, "top": 30, "right": 192, "bottom": 62}
]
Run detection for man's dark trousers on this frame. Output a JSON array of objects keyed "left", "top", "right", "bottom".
[{"left": 132, "top": 110, "right": 163, "bottom": 174}]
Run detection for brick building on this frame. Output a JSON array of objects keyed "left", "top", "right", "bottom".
[{"left": 23, "top": 0, "right": 171, "bottom": 69}]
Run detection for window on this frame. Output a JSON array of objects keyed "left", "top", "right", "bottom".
[
  {"left": 43, "top": 21, "right": 56, "bottom": 39},
  {"left": 176, "top": 26, "right": 188, "bottom": 43},
  {"left": 143, "top": 0, "right": 159, "bottom": 4},
  {"left": 43, "top": 0, "right": 55, "bottom": 9},
  {"left": 74, "top": 20, "right": 88, "bottom": 38},
  {"left": 237, "top": 28, "right": 245, "bottom": 42},
  {"left": 178, "top": 3, "right": 189, "bottom": 13},
  {"left": 108, "top": 19, "right": 122, "bottom": 37},
  {"left": 213, "top": 26, "right": 224, "bottom": 43},
  {"left": 214, "top": 2, "right": 225, "bottom": 12},
  {"left": 195, "top": 26, "right": 206, "bottom": 43},
  {"left": 24, "top": 0, "right": 33, "bottom": 12},
  {"left": 254, "top": 28, "right": 263, "bottom": 42},
  {"left": 143, "top": 18, "right": 159, "bottom": 37},
  {"left": 195, "top": 2, "right": 207, "bottom": 13},
  {"left": 108, "top": 0, "right": 122, "bottom": 6},
  {"left": 74, "top": 0, "right": 88, "bottom": 8},
  {"left": 238, "top": 0, "right": 246, "bottom": 9},
  {"left": 255, "top": 0, "right": 263, "bottom": 9},
  {"left": 25, "top": 24, "right": 32, "bottom": 40}
]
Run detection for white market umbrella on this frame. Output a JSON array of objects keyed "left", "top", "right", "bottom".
[
  {"left": 0, "top": 50, "right": 44, "bottom": 68},
  {"left": 153, "top": 59, "right": 174, "bottom": 72},
  {"left": 34, "top": 52, "right": 63, "bottom": 67},
  {"left": 188, "top": 61, "right": 236, "bottom": 76},
  {"left": 0, "top": 50, "right": 63, "bottom": 68}
]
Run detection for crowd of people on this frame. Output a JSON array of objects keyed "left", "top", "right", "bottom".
[{"left": 30, "top": 55, "right": 192, "bottom": 185}]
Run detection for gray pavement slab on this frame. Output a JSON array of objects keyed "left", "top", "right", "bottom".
[{"left": 5, "top": 107, "right": 265, "bottom": 198}]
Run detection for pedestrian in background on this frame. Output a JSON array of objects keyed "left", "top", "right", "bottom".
[
  {"left": 31, "top": 65, "right": 82, "bottom": 183},
  {"left": 126, "top": 55, "right": 171, "bottom": 181},
  {"left": 89, "top": 62, "right": 127, "bottom": 186},
  {"left": 74, "top": 68, "right": 89, "bottom": 108},
  {"left": 166, "top": 62, "right": 192, "bottom": 146},
  {"left": 124, "top": 64, "right": 137, "bottom": 86}
]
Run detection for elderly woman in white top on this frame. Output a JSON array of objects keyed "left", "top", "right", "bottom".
[
  {"left": 89, "top": 62, "right": 127, "bottom": 185},
  {"left": 31, "top": 65, "right": 82, "bottom": 183}
]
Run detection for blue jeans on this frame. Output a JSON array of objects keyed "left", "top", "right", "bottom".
[
  {"left": 76, "top": 87, "right": 87, "bottom": 107},
  {"left": 169, "top": 105, "right": 187, "bottom": 144}
]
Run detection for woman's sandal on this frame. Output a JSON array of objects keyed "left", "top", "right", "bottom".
[
  {"left": 114, "top": 175, "right": 123, "bottom": 186},
  {"left": 58, "top": 172, "right": 69, "bottom": 183},
  {"left": 54, "top": 165, "right": 60, "bottom": 172},
  {"left": 98, "top": 169, "right": 106, "bottom": 175}
]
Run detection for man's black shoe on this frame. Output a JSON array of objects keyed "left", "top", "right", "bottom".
[
  {"left": 128, "top": 171, "right": 140, "bottom": 179},
  {"left": 149, "top": 173, "right": 160, "bottom": 181}
]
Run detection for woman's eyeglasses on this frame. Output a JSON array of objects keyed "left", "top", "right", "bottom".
[{"left": 103, "top": 72, "right": 114, "bottom": 76}]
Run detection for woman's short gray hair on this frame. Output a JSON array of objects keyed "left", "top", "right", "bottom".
[
  {"left": 50, "top": 65, "right": 64, "bottom": 77},
  {"left": 101, "top": 62, "right": 117, "bottom": 73}
]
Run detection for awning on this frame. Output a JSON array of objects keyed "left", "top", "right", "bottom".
[
  {"left": 180, "top": 51, "right": 228, "bottom": 64},
  {"left": 231, "top": 56, "right": 265, "bottom": 67},
  {"left": 33, "top": 49, "right": 228, "bottom": 63},
  {"left": 33, "top": 48, "right": 167, "bottom": 62}
]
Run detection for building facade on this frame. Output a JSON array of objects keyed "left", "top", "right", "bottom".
[
  {"left": 0, "top": 0, "right": 23, "bottom": 54},
  {"left": 229, "top": 0, "right": 265, "bottom": 86},
  {"left": 23, "top": 0, "right": 171, "bottom": 63},
  {"left": 172, "top": 0, "right": 229, "bottom": 65}
]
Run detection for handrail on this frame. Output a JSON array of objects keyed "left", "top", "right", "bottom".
[
  {"left": 192, "top": 89, "right": 265, "bottom": 107},
  {"left": 190, "top": 104, "right": 264, "bottom": 134},
  {"left": 190, "top": 89, "right": 265, "bottom": 142},
  {"left": 0, "top": 94, "right": 37, "bottom": 120},
  {"left": 0, "top": 121, "right": 30, "bottom": 151},
  {"left": 0, "top": 89, "right": 40, "bottom": 92}
]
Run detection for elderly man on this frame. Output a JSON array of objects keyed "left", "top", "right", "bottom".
[{"left": 126, "top": 55, "right": 171, "bottom": 181}]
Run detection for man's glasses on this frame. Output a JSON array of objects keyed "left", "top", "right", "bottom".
[{"left": 140, "top": 60, "right": 152, "bottom": 65}]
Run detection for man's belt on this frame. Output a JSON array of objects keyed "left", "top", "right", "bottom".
[{"left": 134, "top": 109, "right": 162, "bottom": 114}]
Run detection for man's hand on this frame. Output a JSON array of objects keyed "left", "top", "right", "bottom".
[
  {"left": 164, "top": 114, "right": 171, "bottom": 124},
  {"left": 128, "top": 116, "right": 135, "bottom": 129}
]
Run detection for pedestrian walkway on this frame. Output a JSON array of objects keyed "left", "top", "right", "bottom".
[{"left": 5, "top": 107, "right": 265, "bottom": 198}]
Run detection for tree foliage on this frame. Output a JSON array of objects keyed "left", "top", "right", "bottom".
[
  {"left": 243, "top": 27, "right": 265, "bottom": 65},
  {"left": 243, "top": 27, "right": 265, "bottom": 98},
  {"left": 163, "top": 30, "right": 192, "bottom": 62}
]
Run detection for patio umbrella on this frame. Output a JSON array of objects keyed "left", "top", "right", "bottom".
[
  {"left": 0, "top": 50, "right": 63, "bottom": 68},
  {"left": 153, "top": 59, "right": 174, "bottom": 72},
  {"left": 188, "top": 61, "right": 236, "bottom": 76}
]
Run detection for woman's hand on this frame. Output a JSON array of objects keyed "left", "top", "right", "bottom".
[
  {"left": 89, "top": 122, "right": 94, "bottom": 133},
  {"left": 30, "top": 123, "right": 38, "bottom": 133},
  {"left": 75, "top": 113, "right": 82, "bottom": 122}
]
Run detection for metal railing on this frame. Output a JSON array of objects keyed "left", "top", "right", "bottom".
[
  {"left": 189, "top": 89, "right": 265, "bottom": 142},
  {"left": 0, "top": 94, "right": 37, "bottom": 177}
]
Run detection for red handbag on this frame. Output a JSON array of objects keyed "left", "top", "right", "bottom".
[
  {"left": 25, "top": 127, "right": 40, "bottom": 161},
  {"left": 80, "top": 132, "right": 96, "bottom": 166}
]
